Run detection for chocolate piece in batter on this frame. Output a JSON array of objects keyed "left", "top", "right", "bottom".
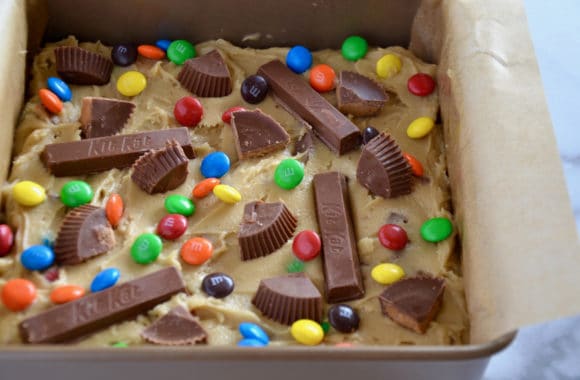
[
  {"left": 131, "top": 140, "right": 189, "bottom": 194},
  {"left": 55, "top": 46, "right": 113, "bottom": 85},
  {"left": 177, "top": 50, "right": 232, "bottom": 97},
  {"left": 337, "top": 71, "right": 387, "bottom": 117},
  {"left": 378, "top": 276, "right": 445, "bottom": 334},
  {"left": 41, "top": 127, "right": 195, "bottom": 177},
  {"left": 356, "top": 133, "right": 412, "bottom": 198},
  {"left": 258, "top": 60, "right": 361, "bottom": 155},
  {"left": 141, "top": 306, "right": 207, "bottom": 345},
  {"left": 238, "top": 201, "right": 297, "bottom": 261},
  {"left": 252, "top": 273, "right": 323, "bottom": 325},
  {"left": 230, "top": 110, "right": 289, "bottom": 159},
  {"left": 19, "top": 267, "right": 186, "bottom": 344},
  {"left": 80, "top": 97, "right": 135, "bottom": 138},
  {"left": 312, "top": 172, "right": 365, "bottom": 303},
  {"left": 53, "top": 205, "right": 115, "bottom": 265}
]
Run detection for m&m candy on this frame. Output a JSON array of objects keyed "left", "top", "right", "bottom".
[
  {"left": 111, "top": 44, "right": 138, "bottom": 66},
  {"left": 403, "top": 153, "right": 424, "bottom": 177},
  {"left": 167, "top": 40, "right": 196, "bottom": 65},
  {"left": 291, "top": 319, "right": 324, "bottom": 345},
  {"left": 155, "top": 39, "right": 172, "bottom": 51},
  {"left": 286, "top": 45, "right": 313, "bottom": 74},
  {"left": 0, "top": 224, "right": 14, "bottom": 257},
  {"left": 371, "top": 263, "right": 405, "bottom": 285},
  {"left": 117, "top": 71, "right": 147, "bottom": 97},
  {"left": 1, "top": 278, "right": 37, "bottom": 311},
  {"left": 200, "top": 151, "right": 230, "bottom": 178},
  {"left": 20, "top": 245, "right": 55, "bottom": 271},
  {"left": 221, "top": 106, "right": 246, "bottom": 124},
  {"left": 131, "top": 233, "right": 163, "bottom": 264},
  {"left": 274, "top": 158, "right": 304, "bottom": 190},
  {"left": 287, "top": 258, "right": 305, "bottom": 273},
  {"left": 13, "top": 180, "right": 46, "bottom": 207},
  {"left": 202, "top": 272, "right": 234, "bottom": 298},
  {"left": 137, "top": 44, "right": 165, "bottom": 60},
  {"left": 239, "top": 322, "right": 269, "bottom": 345},
  {"left": 213, "top": 184, "right": 241, "bottom": 204},
  {"left": 174, "top": 96, "right": 203, "bottom": 127},
  {"left": 407, "top": 117, "right": 435, "bottom": 139},
  {"left": 105, "top": 193, "right": 124, "bottom": 228},
  {"left": 164, "top": 194, "right": 195, "bottom": 216},
  {"left": 241, "top": 75, "right": 268, "bottom": 104},
  {"left": 292, "top": 230, "right": 321, "bottom": 261},
  {"left": 328, "top": 304, "right": 360, "bottom": 333},
  {"left": 237, "top": 338, "right": 267, "bottom": 347},
  {"left": 90, "top": 268, "right": 120, "bottom": 292},
  {"left": 376, "top": 54, "right": 402, "bottom": 78},
  {"left": 309, "top": 64, "right": 336, "bottom": 92},
  {"left": 50, "top": 285, "right": 85, "bottom": 304},
  {"left": 421, "top": 217, "right": 453, "bottom": 242},
  {"left": 192, "top": 178, "right": 220, "bottom": 198},
  {"left": 180, "top": 237, "right": 213, "bottom": 265},
  {"left": 408, "top": 73, "right": 436, "bottom": 96},
  {"left": 341, "top": 36, "right": 368, "bottom": 61},
  {"left": 60, "top": 180, "right": 93, "bottom": 207},
  {"left": 39, "top": 89, "right": 63, "bottom": 114},
  {"left": 47, "top": 77, "right": 72, "bottom": 101},
  {"left": 157, "top": 214, "right": 188, "bottom": 240},
  {"left": 362, "top": 126, "right": 380, "bottom": 144},
  {"left": 378, "top": 224, "right": 408, "bottom": 251}
]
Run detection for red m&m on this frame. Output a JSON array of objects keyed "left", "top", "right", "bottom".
[
  {"left": 222, "top": 106, "right": 246, "bottom": 124},
  {"left": 378, "top": 224, "right": 408, "bottom": 251},
  {"left": 174, "top": 96, "right": 203, "bottom": 127},
  {"left": 292, "top": 230, "right": 321, "bottom": 261},
  {"left": 157, "top": 214, "right": 188, "bottom": 240},
  {"left": 0, "top": 224, "right": 14, "bottom": 257},
  {"left": 407, "top": 73, "right": 436, "bottom": 96}
]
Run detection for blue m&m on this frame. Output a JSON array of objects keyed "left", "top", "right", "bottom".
[
  {"left": 20, "top": 245, "right": 55, "bottom": 271},
  {"left": 90, "top": 268, "right": 120, "bottom": 292},
  {"left": 47, "top": 77, "right": 72, "bottom": 102},
  {"left": 200, "top": 151, "right": 230, "bottom": 178},
  {"left": 237, "top": 338, "right": 267, "bottom": 347},
  {"left": 286, "top": 45, "right": 313, "bottom": 74},
  {"left": 155, "top": 39, "right": 172, "bottom": 51},
  {"left": 239, "top": 322, "right": 269, "bottom": 345}
]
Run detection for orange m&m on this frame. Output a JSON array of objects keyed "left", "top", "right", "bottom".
[
  {"left": 1, "top": 278, "right": 37, "bottom": 311},
  {"left": 309, "top": 64, "right": 336, "bottom": 92},
  {"left": 192, "top": 178, "right": 220, "bottom": 198},
  {"left": 105, "top": 193, "right": 124, "bottom": 228},
  {"left": 403, "top": 152, "right": 424, "bottom": 177},
  {"left": 180, "top": 237, "right": 213, "bottom": 265},
  {"left": 39, "top": 88, "right": 63, "bottom": 114},
  {"left": 137, "top": 44, "right": 165, "bottom": 60},
  {"left": 50, "top": 285, "right": 85, "bottom": 304}
]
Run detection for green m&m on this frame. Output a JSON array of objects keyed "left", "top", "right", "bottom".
[
  {"left": 420, "top": 217, "right": 453, "bottom": 243},
  {"left": 131, "top": 233, "right": 163, "bottom": 264},
  {"left": 341, "top": 35, "right": 368, "bottom": 61},
  {"left": 274, "top": 158, "right": 304, "bottom": 190},
  {"left": 60, "top": 180, "right": 93, "bottom": 207},
  {"left": 167, "top": 40, "right": 196, "bottom": 65},
  {"left": 164, "top": 194, "right": 195, "bottom": 216}
]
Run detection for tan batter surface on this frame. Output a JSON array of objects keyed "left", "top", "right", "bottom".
[{"left": 0, "top": 37, "right": 468, "bottom": 346}]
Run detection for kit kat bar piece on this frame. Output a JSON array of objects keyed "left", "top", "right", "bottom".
[
  {"left": 258, "top": 60, "right": 361, "bottom": 155},
  {"left": 41, "top": 127, "right": 195, "bottom": 177},
  {"left": 312, "top": 172, "right": 364, "bottom": 303},
  {"left": 19, "top": 267, "right": 186, "bottom": 344}
]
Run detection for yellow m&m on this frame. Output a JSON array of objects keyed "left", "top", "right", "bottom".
[
  {"left": 213, "top": 184, "right": 241, "bottom": 204},
  {"left": 407, "top": 117, "right": 435, "bottom": 139},
  {"left": 291, "top": 319, "right": 324, "bottom": 346},
  {"left": 117, "top": 71, "right": 147, "bottom": 97},
  {"left": 12, "top": 181, "right": 46, "bottom": 207},
  {"left": 371, "top": 263, "right": 405, "bottom": 285},
  {"left": 376, "top": 54, "right": 402, "bottom": 79}
]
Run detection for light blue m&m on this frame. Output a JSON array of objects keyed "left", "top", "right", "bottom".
[
  {"left": 47, "top": 77, "right": 72, "bottom": 102},
  {"left": 239, "top": 322, "right": 269, "bottom": 345},
  {"left": 90, "top": 268, "right": 120, "bottom": 292},
  {"left": 286, "top": 45, "right": 313, "bottom": 74},
  {"left": 200, "top": 151, "right": 230, "bottom": 178},
  {"left": 237, "top": 338, "right": 267, "bottom": 347},
  {"left": 20, "top": 245, "right": 55, "bottom": 271}
]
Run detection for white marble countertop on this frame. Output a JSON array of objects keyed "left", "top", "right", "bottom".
[{"left": 484, "top": 1, "right": 580, "bottom": 379}]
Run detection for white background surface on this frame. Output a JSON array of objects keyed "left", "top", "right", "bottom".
[{"left": 483, "top": 1, "right": 580, "bottom": 379}]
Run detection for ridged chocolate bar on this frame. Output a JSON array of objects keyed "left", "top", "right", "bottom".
[
  {"left": 41, "top": 128, "right": 195, "bottom": 177},
  {"left": 258, "top": 60, "right": 361, "bottom": 155},
  {"left": 19, "top": 267, "right": 186, "bottom": 344},
  {"left": 313, "top": 172, "right": 364, "bottom": 303}
]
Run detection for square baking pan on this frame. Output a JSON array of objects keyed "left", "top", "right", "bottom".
[{"left": 0, "top": 0, "right": 578, "bottom": 379}]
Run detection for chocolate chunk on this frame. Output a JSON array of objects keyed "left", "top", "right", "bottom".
[
  {"left": 356, "top": 133, "right": 412, "bottom": 198},
  {"left": 252, "top": 273, "right": 323, "bottom": 325},
  {"left": 131, "top": 140, "right": 189, "bottom": 194},
  {"left": 141, "top": 306, "right": 207, "bottom": 345},
  {"left": 19, "top": 267, "right": 186, "bottom": 344},
  {"left": 231, "top": 110, "right": 290, "bottom": 159},
  {"left": 241, "top": 75, "right": 268, "bottom": 104},
  {"left": 111, "top": 44, "right": 137, "bottom": 67},
  {"left": 293, "top": 129, "right": 314, "bottom": 156},
  {"left": 238, "top": 201, "right": 297, "bottom": 261},
  {"left": 337, "top": 71, "right": 387, "bottom": 116},
  {"left": 313, "top": 172, "right": 364, "bottom": 303},
  {"left": 378, "top": 276, "right": 445, "bottom": 334},
  {"left": 258, "top": 60, "right": 361, "bottom": 155},
  {"left": 201, "top": 272, "right": 234, "bottom": 299},
  {"left": 177, "top": 50, "right": 232, "bottom": 97},
  {"left": 327, "top": 304, "right": 360, "bottom": 333},
  {"left": 80, "top": 97, "right": 135, "bottom": 138},
  {"left": 55, "top": 46, "right": 113, "bottom": 85},
  {"left": 53, "top": 205, "right": 115, "bottom": 265},
  {"left": 41, "top": 127, "right": 195, "bottom": 177},
  {"left": 362, "top": 126, "right": 379, "bottom": 145}
]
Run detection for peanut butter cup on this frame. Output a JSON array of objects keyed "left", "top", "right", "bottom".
[
  {"left": 231, "top": 110, "right": 289, "bottom": 159},
  {"left": 80, "top": 97, "right": 135, "bottom": 138},
  {"left": 337, "top": 71, "right": 388, "bottom": 116},
  {"left": 177, "top": 50, "right": 232, "bottom": 97},
  {"left": 141, "top": 306, "right": 207, "bottom": 345},
  {"left": 55, "top": 46, "right": 113, "bottom": 85}
]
